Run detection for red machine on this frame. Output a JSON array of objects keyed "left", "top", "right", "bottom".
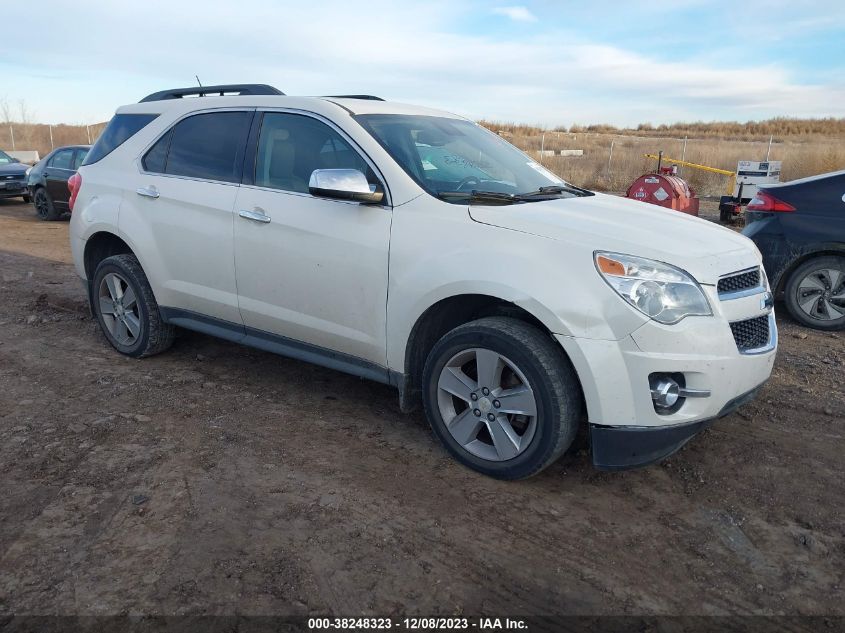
[{"left": 626, "top": 166, "right": 700, "bottom": 216}]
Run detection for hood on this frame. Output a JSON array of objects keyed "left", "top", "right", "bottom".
[
  {"left": 468, "top": 192, "right": 761, "bottom": 285},
  {"left": 0, "top": 162, "right": 29, "bottom": 175}
]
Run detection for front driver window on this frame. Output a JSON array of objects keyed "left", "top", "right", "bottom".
[{"left": 255, "top": 113, "right": 377, "bottom": 194}]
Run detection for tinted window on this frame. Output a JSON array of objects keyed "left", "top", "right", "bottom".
[
  {"left": 49, "top": 149, "right": 74, "bottom": 169},
  {"left": 255, "top": 112, "right": 374, "bottom": 193},
  {"left": 142, "top": 130, "right": 172, "bottom": 173},
  {"left": 72, "top": 149, "right": 89, "bottom": 170},
  {"left": 83, "top": 113, "right": 158, "bottom": 165},
  {"left": 165, "top": 112, "right": 251, "bottom": 183}
]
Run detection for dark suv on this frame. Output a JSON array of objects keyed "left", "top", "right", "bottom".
[
  {"left": 743, "top": 170, "right": 845, "bottom": 330},
  {"left": 0, "top": 150, "right": 31, "bottom": 202}
]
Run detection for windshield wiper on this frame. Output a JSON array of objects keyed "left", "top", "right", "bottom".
[
  {"left": 515, "top": 184, "right": 591, "bottom": 198},
  {"left": 437, "top": 190, "right": 520, "bottom": 205}
]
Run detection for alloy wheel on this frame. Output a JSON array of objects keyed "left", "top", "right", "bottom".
[
  {"left": 34, "top": 190, "right": 50, "bottom": 219},
  {"left": 796, "top": 266, "right": 845, "bottom": 321},
  {"left": 436, "top": 347, "right": 538, "bottom": 462},
  {"left": 98, "top": 272, "right": 142, "bottom": 345}
]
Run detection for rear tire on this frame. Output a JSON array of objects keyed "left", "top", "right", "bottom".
[
  {"left": 784, "top": 255, "right": 845, "bottom": 330},
  {"left": 422, "top": 317, "right": 583, "bottom": 480},
  {"left": 33, "top": 187, "right": 60, "bottom": 221},
  {"left": 91, "top": 254, "right": 176, "bottom": 357}
]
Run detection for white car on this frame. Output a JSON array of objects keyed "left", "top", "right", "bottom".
[{"left": 69, "top": 84, "right": 777, "bottom": 479}]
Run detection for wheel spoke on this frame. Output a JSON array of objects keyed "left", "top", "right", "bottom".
[
  {"left": 102, "top": 313, "right": 117, "bottom": 336},
  {"left": 448, "top": 409, "right": 484, "bottom": 446},
  {"left": 798, "top": 290, "right": 823, "bottom": 314},
  {"left": 495, "top": 385, "right": 537, "bottom": 416},
  {"left": 105, "top": 274, "right": 123, "bottom": 301},
  {"left": 826, "top": 268, "right": 843, "bottom": 292},
  {"left": 487, "top": 415, "right": 521, "bottom": 460},
  {"left": 122, "top": 286, "right": 137, "bottom": 310},
  {"left": 798, "top": 275, "right": 826, "bottom": 292},
  {"left": 475, "top": 348, "right": 503, "bottom": 389},
  {"left": 823, "top": 299, "right": 845, "bottom": 319},
  {"left": 99, "top": 297, "right": 116, "bottom": 315},
  {"left": 114, "top": 317, "right": 129, "bottom": 343},
  {"left": 438, "top": 367, "right": 477, "bottom": 402},
  {"left": 123, "top": 313, "right": 141, "bottom": 339}
]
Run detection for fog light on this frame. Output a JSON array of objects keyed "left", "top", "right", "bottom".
[{"left": 651, "top": 376, "right": 680, "bottom": 409}]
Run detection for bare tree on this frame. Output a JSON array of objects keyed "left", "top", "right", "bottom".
[
  {"left": 0, "top": 96, "right": 12, "bottom": 124},
  {"left": 17, "top": 99, "right": 33, "bottom": 124}
]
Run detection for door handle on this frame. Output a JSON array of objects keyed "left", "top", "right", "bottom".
[
  {"left": 238, "top": 209, "right": 271, "bottom": 224},
  {"left": 136, "top": 186, "right": 159, "bottom": 199}
]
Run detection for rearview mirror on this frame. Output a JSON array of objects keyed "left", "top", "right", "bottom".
[{"left": 309, "top": 169, "right": 384, "bottom": 204}]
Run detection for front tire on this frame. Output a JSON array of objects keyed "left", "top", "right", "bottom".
[
  {"left": 784, "top": 255, "right": 845, "bottom": 330},
  {"left": 422, "top": 317, "right": 583, "bottom": 480},
  {"left": 91, "top": 254, "right": 176, "bottom": 357}
]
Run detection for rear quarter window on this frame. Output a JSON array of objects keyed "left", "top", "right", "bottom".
[{"left": 82, "top": 113, "right": 159, "bottom": 165}]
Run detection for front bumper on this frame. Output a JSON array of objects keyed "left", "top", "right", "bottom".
[
  {"left": 0, "top": 181, "right": 28, "bottom": 197},
  {"left": 589, "top": 384, "right": 764, "bottom": 470},
  {"left": 555, "top": 282, "right": 776, "bottom": 468}
]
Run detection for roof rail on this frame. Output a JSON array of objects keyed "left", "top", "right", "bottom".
[
  {"left": 139, "top": 84, "right": 284, "bottom": 103},
  {"left": 324, "top": 95, "right": 385, "bottom": 101}
]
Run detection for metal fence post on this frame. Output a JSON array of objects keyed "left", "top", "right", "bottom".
[
  {"left": 607, "top": 139, "right": 614, "bottom": 171},
  {"left": 9, "top": 125, "right": 14, "bottom": 151},
  {"left": 539, "top": 133, "right": 545, "bottom": 164},
  {"left": 766, "top": 134, "right": 773, "bottom": 161},
  {"left": 49, "top": 124, "right": 54, "bottom": 150},
  {"left": 86, "top": 125, "right": 91, "bottom": 144}
]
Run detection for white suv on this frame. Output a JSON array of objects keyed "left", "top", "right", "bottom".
[{"left": 69, "top": 84, "right": 777, "bottom": 479}]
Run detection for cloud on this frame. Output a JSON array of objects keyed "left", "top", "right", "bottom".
[
  {"left": 492, "top": 6, "right": 538, "bottom": 22},
  {"left": 1, "top": 0, "right": 843, "bottom": 126}
]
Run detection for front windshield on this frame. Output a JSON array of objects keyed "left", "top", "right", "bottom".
[
  {"left": 356, "top": 114, "right": 587, "bottom": 203},
  {"left": 0, "top": 150, "right": 14, "bottom": 165}
]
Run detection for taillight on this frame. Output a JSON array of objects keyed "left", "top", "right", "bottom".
[
  {"left": 746, "top": 190, "right": 795, "bottom": 212},
  {"left": 68, "top": 172, "right": 81, "bottom": 212}
]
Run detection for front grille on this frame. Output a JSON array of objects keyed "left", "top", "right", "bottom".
[
  {"left": 730, "top": 315, "right": 770, "bottom": 352},
  {"left": 3, "top": 174, "right": 25, "bottom": 181},
  {"left": 718, "top": 268, "right": 761, "bottom": 295}
]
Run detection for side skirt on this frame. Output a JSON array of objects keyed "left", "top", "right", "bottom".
[{"left": 159, "top": 307, "right": 397, "bottom": 387}]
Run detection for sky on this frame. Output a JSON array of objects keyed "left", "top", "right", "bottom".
[{"left": 1, "top": 0, "right": 844, "bottom": 127}]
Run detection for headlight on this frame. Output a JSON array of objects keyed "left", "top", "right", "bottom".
[{"left": 594, "top": 251, "right": 712, "bottom": 324}]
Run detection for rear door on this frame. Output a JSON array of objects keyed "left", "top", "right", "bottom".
[
  {"left": 44, "top": 148, "right": 76, "bottom": 208},
  {"left": 119, "top": 109, "right": 254, "bottom": 325}
]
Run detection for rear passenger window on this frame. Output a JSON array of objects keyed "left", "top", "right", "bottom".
[
  {"left": 255, "top": 112, "right": 376, "bottom": 194},
  {"left": 49, "top": 149, "right": 74, "bottom": 169},
  {"left": 163, "top": 112, "right": 251, "bottom": 183},
  {"left": 72, "top": 149, "right": 89, "bottom": 170}
]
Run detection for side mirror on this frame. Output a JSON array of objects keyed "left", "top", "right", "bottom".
[{"left": 309, "top": 169, "right": 384, "bottom": 204}]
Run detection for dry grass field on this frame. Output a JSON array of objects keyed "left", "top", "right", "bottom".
[
  {"left": 482, "top": 119, "right": 845, "bottom": 196},
  {"left": 2, "top": 113, "right": 844, "bottom": 197}
]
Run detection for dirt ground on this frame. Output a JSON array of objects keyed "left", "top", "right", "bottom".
[{"left": 0, "top": 198, "right": 843, "bottom": 618}]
